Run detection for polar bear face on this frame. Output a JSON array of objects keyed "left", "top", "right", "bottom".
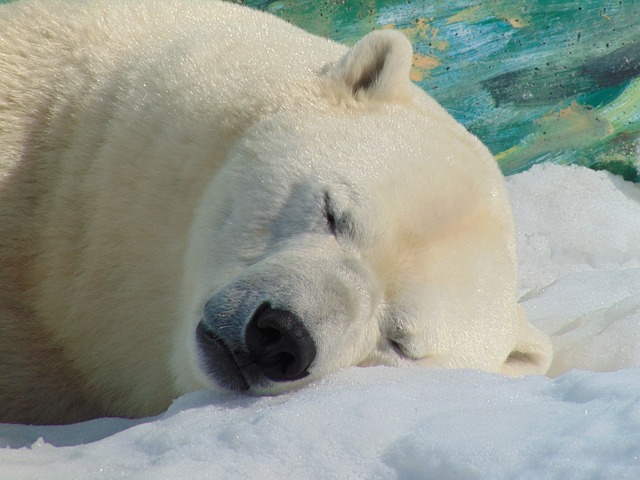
[
  {"left": 172, "top": 31, "right": 552, "bottom": 396},
  {"left": 0, "top": 1, "right": 552, "bottom": 425}
]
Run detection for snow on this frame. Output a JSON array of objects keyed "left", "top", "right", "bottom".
[{"left": 2, "top": 163, "right": 640, "bottom": 479}]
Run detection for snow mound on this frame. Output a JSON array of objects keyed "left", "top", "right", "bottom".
[
  {"left": 1, "top": 164, "right": 639, "bottom": 479},
  {"left": 507, "top": 163, "right": 640, "bottom": 292},
  {"left": 2, "top": 369, "right": 639, "bottom": 479}
]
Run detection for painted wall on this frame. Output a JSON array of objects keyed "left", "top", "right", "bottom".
[
  {"left": 246, "top": 0, "right": 640, "bottom": 181},
  {"left": 1, "top": 0, "right": 638, "bottom": 179}
]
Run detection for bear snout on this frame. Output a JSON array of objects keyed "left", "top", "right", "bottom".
[
  {"left": 196, "top": 322, "right": 250, "bottom": 391},
  {"left": 245, "top": 303, "right": 317, "bottom": 382}
]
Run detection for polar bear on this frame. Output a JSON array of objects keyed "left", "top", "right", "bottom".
[{"left": 0, "top": 0, "right": 552, "bottom": 424}]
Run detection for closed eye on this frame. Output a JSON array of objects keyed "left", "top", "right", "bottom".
[
  {"left": 323, "top": 190, "right": 358, "bottom": 240},
  {"left": 388, "top": 338, "right": 408, "bottom": 358},
  {"left": 323, "top": 191, "right": 338, "bottom": 236}
]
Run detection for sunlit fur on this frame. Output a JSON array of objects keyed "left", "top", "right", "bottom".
[{"left": 0, "top": 0, "right": 551, "bottom": 424}]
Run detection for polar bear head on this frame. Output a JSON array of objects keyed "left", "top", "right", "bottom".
[{"left": 173, "top": 31, "right": 552, "bottom": 396}]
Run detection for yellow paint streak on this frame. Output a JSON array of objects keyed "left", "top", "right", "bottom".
[
  {"left": 539, "top": 101, "right": 614, "bottom": 139},
  {"left": 494, "top": 145, "right": 518, "bottom": 163},
  {"left": 506, "top": 17, "right": 528, "bottom": 28},
  {"left": 447, "top": 5, "right": 482, "bottom": 24},
  {"left": 498, "top": 101, "right": 615, "bottom": 170},
  {"left": 448, "top": 4, "right": 530, "bottom": 29},
  {"left": 401, "top": 18, "right": 449, "bottom": 50},
  {"left": 497, "top": 2, "right": 532, "bottom": 28},
  {"left": 410, "top": 53, "right": 440, "bottom": 82},
  {"left": 401, "top": 17, "right": 431, "bottom": 40}
]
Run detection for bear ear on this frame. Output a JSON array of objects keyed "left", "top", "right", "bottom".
[
  {"left": 501, "top": 308, "right": 554, "bottom": 376},
  {"left": 322, "top": 30, "right": 414, "bottom": 102}
]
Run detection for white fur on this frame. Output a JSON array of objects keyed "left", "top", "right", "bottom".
[{"left": 0, "top": 0, "right": 552, "bottom": 424}]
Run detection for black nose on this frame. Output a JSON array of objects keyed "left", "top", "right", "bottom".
[{"left": 245, "top": 303, "right": 316, "bottom": 382}]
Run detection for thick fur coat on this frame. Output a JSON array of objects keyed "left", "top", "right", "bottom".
[{"left": 0, "top": 0, "right": 552, "bottom": 424}]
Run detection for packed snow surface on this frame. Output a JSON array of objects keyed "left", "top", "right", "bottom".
[{"left": 2, "top": 164, "right": 640, "bottom": 479}]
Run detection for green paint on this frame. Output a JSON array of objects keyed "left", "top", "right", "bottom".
[
  {"left": 1, "top": 0, "right": 638, "bottom": 180},
  {"left": 245, "top": 0, "right": 640, "bottom": 181}
]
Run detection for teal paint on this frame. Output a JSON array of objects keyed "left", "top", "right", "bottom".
[
  {"left": 1, "top": 0, "right": 638, "bottom": 179},
  {"left": 246, "top": 0, "right": 640, "bottom": 180}
]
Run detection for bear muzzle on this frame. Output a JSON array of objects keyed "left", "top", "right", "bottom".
[{"left": 196, "top": 302, "right": 317, "bottom": 392}]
